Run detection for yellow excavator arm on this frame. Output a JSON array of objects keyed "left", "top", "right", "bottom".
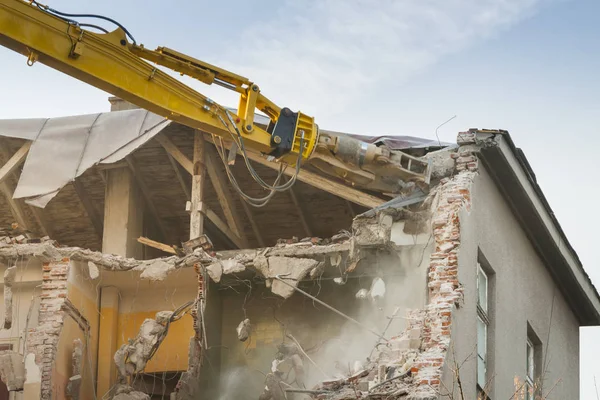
[{"left": 0, "top": 0, "right": 431, "bottom": 201}]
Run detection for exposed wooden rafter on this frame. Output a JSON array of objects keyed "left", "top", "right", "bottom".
[
  {"left": 204, "top": 207, "right": 245, "bottom": 249},
  {"left": 157, "top": 133, "right": 247, "bottom": 248},
  {"left": 205, "top": 146, "right": 248, "bottom": 247},
  {"left": 0, "top": 183, "right": 28, "bottom": 230},
  {"left": 166, "top": 152, "right": 191, "bottom": 199},
  {"left": 0, "top": 141, "right": 31, "bottom": 185},
  {"left": 0, "top": 141, "right": 53, "bottom": 236}
]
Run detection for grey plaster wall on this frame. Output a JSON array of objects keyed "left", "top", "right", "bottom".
[{"left": 443, "top": 165, "right": 580, "bottom": 399}]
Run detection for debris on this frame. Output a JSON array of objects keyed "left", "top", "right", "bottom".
[
  {"left": 112, "top": 384, "right": 150, "bottom": 400},
  {"left": 137, "top": 237, "right": 177, "bottom": 255},
  {"left": 309, "top": 261, "right": 325, "bottom": 279},
  {"left": 355, "top": 289, "right": 369, "bottom": 300},
  {"left": 274, "top": 275, "right": 387, "bottom": 341},
  {"left": 114, "top": 309, "right": 180, "bottom": 382},
  {"left": 221, "top": 258, "right": 245, "bottom": 275},
  {"left": 276, "top": 236, "right": 298, "bottom": 245},
  {"left": 236, "top": 319, "right": 251, "bottom": 342},
  {"left": 87, "top": 261, "right": 99, "bottom": 280},
  {"left": 268, "top": 257, "right": 317, "bottom": 299},
  {"left": 0, "top": 351, "right": 25, "bottom": 390},
  {"left": 331, "top": 230, "right": 351, "bottom": 243},
  {"left": 205, "top": 262, "right": 222, "bottom": 283},
  {"left": 258, "top": 372, "right": 286, "bottom": 400},
  {"left": 138, "top": 260, "right": 175, "bottom": 281},
  {"left": 66, "top": 339, "right": 83, "bottom": 400},
  {"left": 369, "top": 277, "right": 386, "bottom": 304},
  {"left": 182, "top": 235, "right": 213, "bottom": 255},
  {"left": 286, "top": 333, "right": 328, "bottom": 379},
  {"left": 3, "top": 266, "right": 16, "bottom": 329},
  {"left": 352, "top": 212, "right": 394, "bottom": 247},
  {"left": 66, "top": 376, "right": 82, "bottom": 400}
]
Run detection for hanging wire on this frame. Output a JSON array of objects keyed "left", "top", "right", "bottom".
[
  {"left": 30, "top": 0, "right": 137, "bottom": 43},
  {"left": 212, "top": 109, "right": 305, "bottom": 207}
]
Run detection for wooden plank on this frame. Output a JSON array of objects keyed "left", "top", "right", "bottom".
[
  {"left": 72, "top": 179, "right": 104, "bottom": 239},
  {"left": 284, "top": 177, "right": 312, "bottom": 238},
  {"left": 0, "top": 183, "right": 28, "bottom": 229},
  {"left": 204, "top": 207, "right": 245, "bottom": 249},
  {"left": 0, "top": 142, "right": 31, "bottom": 185},
  {"left": 156, "top": 134, "right": 193, "bottom": 174},
  {"left": 239, "top": 197, "right": 265, "bottom": 248},
  {"left": 190, "top": 131, "right": 207, "bottom": 239},
  {"left": 137, "top": 236, "right": 177, "bottom": 255},
  {"left": 204, "top": 135, "right": 385, "bottom": 209},
  {"left": 205, "top": 146, "right": 248, "bottom": 246},
  {"left": 125, "top": 156, "right": 171, "bottom": 243},
  {"left": 0, "top": 142, "right": 50, "bottom": 236}
]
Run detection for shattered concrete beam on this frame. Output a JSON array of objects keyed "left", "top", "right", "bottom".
[
  {"left": 3, "top": 265, "right": 16, "bottom": 329},
  {"left": 0, "top": 241, "right": 351, "bottom": 272}
]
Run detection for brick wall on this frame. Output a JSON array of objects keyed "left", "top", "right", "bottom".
[
  {"left": 409, "top": 132, "right": 479, "bottom": 399},
  {"left": 25, "top": 259, "right": 70, "bottom": 400}
]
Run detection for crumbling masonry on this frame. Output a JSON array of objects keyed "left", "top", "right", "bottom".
[{"left": 0, "top": 131, "right": 487, "bottom": 399}]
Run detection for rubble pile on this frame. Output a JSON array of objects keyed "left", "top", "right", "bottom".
[{"left": 310, "top": 310, "right": 426, "bottom": 400}]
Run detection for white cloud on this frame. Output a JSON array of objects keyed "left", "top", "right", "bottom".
[{"left": 217, "top": 0, "right": 542, "bottom": 118}]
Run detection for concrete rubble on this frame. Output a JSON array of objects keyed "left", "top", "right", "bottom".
[
  {"left": 66, "top": 339, "right": 83, "bottom": 400},
  {"left": 0, "top": 351, "right": 25, "bottom": 391},
  {"left": 114, "top": 311, "right": 174, "bottom": 382},
  {"left": 236, "top": 318, "right": 251, "bottom": 342}
]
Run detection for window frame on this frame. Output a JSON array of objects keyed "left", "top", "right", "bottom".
[
  {"left": 525, "top": 338, "right": 535, "bottom": 400},
  {"left": 476, "top": 264, "right": 489, "bottom": 391}
]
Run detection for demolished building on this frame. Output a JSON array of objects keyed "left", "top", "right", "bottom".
[{"left": 0, "top": 99, "right": 598, "bottom": 400}]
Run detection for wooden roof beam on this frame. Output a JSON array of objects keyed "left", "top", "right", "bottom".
[
  {"left": 0, "top": 141, "right": 52, "bottom": 236},
  {"left": 157, "top": 132, "right": 384, "bottom": 208},
  {"left": 0, "top": 182, "right": 28, "bottom": 230},
  {"left": 0, "top": 142, "right": 31, "bottom": 186},
  {"left": 157, "top": 133, "right": 246, "bottom": 248},
  {"left": 205, "top": 146, "right": 249, "bottom": 247}
]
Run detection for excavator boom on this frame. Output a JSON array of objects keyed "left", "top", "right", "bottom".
[{"left": 0, "top": 0, "right": 431, "bottom": 201}]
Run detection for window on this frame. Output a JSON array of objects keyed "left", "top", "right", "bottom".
[
  {"left": 477, "top": 264, "right": 489, "bottom": 390},
  {"left": 526, "top": 338, "right": 536, "bottom": 400}
]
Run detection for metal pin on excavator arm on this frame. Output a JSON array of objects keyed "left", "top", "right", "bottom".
[{"left": 0, "top": 0, "right": 430, "bottom": 202}]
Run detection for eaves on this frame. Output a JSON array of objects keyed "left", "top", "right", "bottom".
[{"left": 477, "top": 131, "right": 600, "bottom": 326}]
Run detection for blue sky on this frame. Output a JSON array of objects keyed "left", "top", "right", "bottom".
[{"left": 1, "top": 0, "right": 600, "bottom": 397}]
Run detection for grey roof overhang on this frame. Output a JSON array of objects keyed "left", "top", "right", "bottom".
[{"left": 477, "top": 131, "right": 600, "bottom": 326}]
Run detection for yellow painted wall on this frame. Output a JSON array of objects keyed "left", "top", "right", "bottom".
[
  {"left": 117, "top": 312, "right": 194, "bottom": 373},
  {"left": 53, "top": 262, "right": 100, "bottom": 400}
]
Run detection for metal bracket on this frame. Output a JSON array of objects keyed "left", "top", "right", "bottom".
[{"left": 269, "top": 107, "right": 298, "bottom": 158}]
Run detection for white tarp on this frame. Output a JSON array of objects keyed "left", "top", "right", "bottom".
[{"left": 0, "top": 109, "right": 171, "bottom": 208}]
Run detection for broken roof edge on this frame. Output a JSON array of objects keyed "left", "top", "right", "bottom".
[{"left": 475, "top": 129, "right": 600, "bottom": 326}]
